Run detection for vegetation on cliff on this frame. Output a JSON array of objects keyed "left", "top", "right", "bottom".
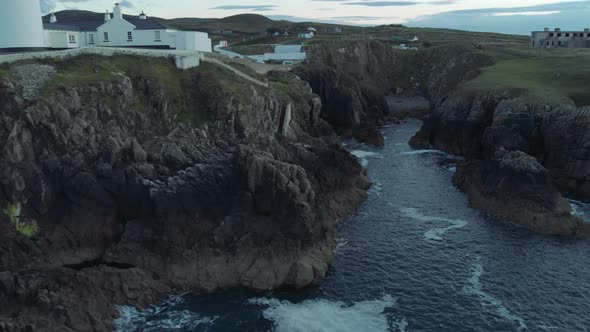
[{"left": 462, "top": 46, "right": 590, "bottom": 106}]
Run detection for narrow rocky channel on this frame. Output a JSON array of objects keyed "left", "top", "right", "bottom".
[{"left": 116, "top": 120, "right": 590, "bottom": 332}]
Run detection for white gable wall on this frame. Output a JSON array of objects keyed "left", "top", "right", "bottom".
[
  {"left": 97, "top": 19, "right": 136, "bottom": 46},
  {"left": 176, "top": 31, "right": 212, "bottom": 52},
  {"left": 44, "top": 30, "right": 80, "bottom": 49}
]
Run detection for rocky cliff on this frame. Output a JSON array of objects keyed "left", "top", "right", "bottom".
[
  {"left": 0, "top": 57, "right": 370, "bottom": 331},
  {"left": 411, "top": 91, "right": 590, "bottom": 235},
  {"left": 294, "top": 41, "right": 493, "bottom": 145}
]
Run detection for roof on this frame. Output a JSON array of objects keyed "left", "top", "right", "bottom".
[
  {"left": 58, "top": 20, "right": 104, "bottom": 31},
  {"left": 43, "top": 23, "right": 81, "bottom": 31},
  {"left": 126, "top": 18, "right": 168, "bottom": 30},
  {"left": 51, "top": 18, "right": 169, "bottom": 32}
]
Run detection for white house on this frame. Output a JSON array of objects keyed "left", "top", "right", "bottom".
[
  {"left": 45, "top": 4, "right": 212, "bottom": 52},
  {"left": 298, "top": 31, "right": 315, "bottom": 39},
  {"left": 0, "top": 1, "right": 211, "bottom": 53}
]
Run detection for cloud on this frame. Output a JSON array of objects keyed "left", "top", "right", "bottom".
[
  {"left": 118, "top": 0, "right": 136, "bottom": 9},
  {"left": 409, "top": 0, "right": 590, "bottom": 34},
  {"left": 313, "top": 0, "right": 457, "bottom": 5},
  {"left": 210, "top": 5, "right": 278, "bottom": 11},
  {"left": 492, "top": 11, "right": 561, "bottom": 17}
]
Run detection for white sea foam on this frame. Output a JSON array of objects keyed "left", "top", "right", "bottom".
[
  {"left": 370, "top": 180, "right": 383, "bottom": 198},
  {"left": 114, "top": 294, "right": 217, "bottom": 332},
  {"left": 401, "top": 208, "right": 467, "bottom": 241},
  {"left": 249, "top": 295, "right": 398, "bottom": 332},
  {"left": 463, "top": 258, "right": 527, "bottom": 332},
  {"left": 350, "top": 150, "right": 383, "bottom": 167},
  {"left": 335, "top": 237, "right": 349, "bottom": 253},
  {"left": 567, "top": 198, "right": 590, "bottom": 221}
]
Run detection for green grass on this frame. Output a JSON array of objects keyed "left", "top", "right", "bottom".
[
  {"left": 462, "top": 46, "right": 590, "bottom": 106},
  {"left": 41, "top": 55, "right": 185, "bottom": 97},
  {"left": 2, "top": 203, "right": 39, "bottom": 237}
]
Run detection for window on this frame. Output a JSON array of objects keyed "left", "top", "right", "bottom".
[
  {"left": 104, "top": 32, "right": 109, "bottom": 42},
  {"left": 155, "top": 31, "right": 161, "bottom": 41},
  {"left": 89, "top": 34, "right": 94, "bottom": 44},
  {"left": 127, "top": 31, "right": 133, "bottom": 41},
  {"left": 549, "top": 33, "right": 554, "bottom": 37},
  {"left": 68, "top": 35, "right": 76, "bottom": 43},
  {"left": 552, "top": 41, "right": 555, "bottom": 45},
  {"left": 565, "top": 33, "right": 570, "bottom": 37},
  {"left": 547, "top": 42, "right": 550, "bottom": 46},
  {"left": 558, "top": 41, "right": 562, "bottom": 46},
  {"left": 587, "top": 33, "right": 590, "bottom": 38},
  {"left": 557, "top": 33, "right": 562, "bottom": 37}
]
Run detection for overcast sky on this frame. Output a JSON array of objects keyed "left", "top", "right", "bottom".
[{"left": 41, "top": 0, "right": 590, "bottom": 35}]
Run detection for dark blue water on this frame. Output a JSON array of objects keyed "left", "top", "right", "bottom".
[{"left": 116, "top": 120, "right": 590, "bottom": 332}]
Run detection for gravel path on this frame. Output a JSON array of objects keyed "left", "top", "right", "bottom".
[{"left": 12, "top": 64, "right": 57, "bottom": 101}]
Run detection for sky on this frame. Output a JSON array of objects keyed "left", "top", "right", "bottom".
[{"left": 40, "top": 0, "right": 590, "bottom": 35}]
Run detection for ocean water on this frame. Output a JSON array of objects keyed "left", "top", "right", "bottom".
[{"left": 117, "top": 120, "right": 590, "bottom": 332}]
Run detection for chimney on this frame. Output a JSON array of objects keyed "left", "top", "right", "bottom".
[
  {"left": 50, "top": 13, "right": 57, "bottom": 23},
  {"left": 555, "top": 28, "right": 561, "bottom": 32},
  {"left": 113, "top": 3, "right": 123, "bottom": 19},
  {"left": 139, "top": 11, "right": 147, "bottom": 20},
  {"left": 585, "top": 28, "right": 589, "bottom": 32},
  {"left": 105, "top": 10, "right": 111, "bottom": 21},
  {"left": 544, "top": 27, "right": 549, "bottom": 32}
]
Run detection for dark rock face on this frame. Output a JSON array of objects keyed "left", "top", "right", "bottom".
[
  {"left": 295, "top": 42, "right": 493, "bottom": 145},
  {"left": 413, "top": 96, "right": 590, "bottom": 197},
  {"left": 412, "top": 92, "right": 590, "bottom": 234},
  {"left": 0, "top": 61, "right": 370, "bottom": 331},
  {"left": 453, "top": 149, "right": 590, "bottom": 236}
]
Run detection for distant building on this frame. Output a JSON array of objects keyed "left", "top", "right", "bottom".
[
  {"left": 247, "top": 44, "right": 306, "bottom": 64},
  {"left": 531, "top": 27, "right": 590, "bottom": 48},
  {"left": 298, "top": 31, "right": 314, "bottom": 39},
  {"left": 0, "top": 1, "right": 212, "bottom": 53},
  {"left": 399, "top": 44, "right": 418, "bottom": 51}
]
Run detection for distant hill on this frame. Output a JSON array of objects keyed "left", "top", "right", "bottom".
[
  {"left": 44, "top": 11, "right": 290, "bottom": 34},
  {"left": 43, "top": 11, "right": 348, "bottom": 36}
]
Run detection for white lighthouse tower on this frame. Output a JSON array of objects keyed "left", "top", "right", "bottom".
[{"left": 0, "top": 0, "right": 45, "bottom": 51}]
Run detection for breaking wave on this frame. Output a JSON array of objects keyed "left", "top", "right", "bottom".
[
  {"left": 114, "top": 294, "right": 217, "bottom": 332},
  {"left": 350, "top": 150, "right": 383, "bottom": 167},
  {"left": 567, "top": 198, "right": 590, "bottom": 221},
  {"left": 248, "top": 295, "right": 399, "bottom": 332}
]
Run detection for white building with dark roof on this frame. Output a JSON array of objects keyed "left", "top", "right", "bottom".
[{"left": 0, "top": 1, "right": 211, "bottom": 53}]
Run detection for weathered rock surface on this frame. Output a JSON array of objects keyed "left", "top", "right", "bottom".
[
  {"left": 295, "top": 42, "right": 493, "bottom": 144},
  {"left": 453, "top": 149, "right": 590, "bottom": 236},
  {"left": 0, "top": 58, "right": 370, "bottom": 331},
  {"left": 412, "top": 91, "right": 590, "bottom": 234}
]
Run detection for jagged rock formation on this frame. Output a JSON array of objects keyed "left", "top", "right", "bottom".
[
  {"left": 412, "top": 92, "right": 590, "bottom": 235},
  {"left": 0, "top": 59, "right": 370, "bottom": 331},
  {"left": 453, "top": 149, "right": 590, "bottom": 235},
  {"left": 295, "top": 41, "right": 493, "bottom": 145}
]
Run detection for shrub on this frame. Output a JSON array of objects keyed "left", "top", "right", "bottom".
[{"left": 2, "top": 203, "right": 39, "bottom": 237}]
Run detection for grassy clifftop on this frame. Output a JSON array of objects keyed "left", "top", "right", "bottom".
[{"left": 461, "top": 46, "right": 590, "bottom": 106}]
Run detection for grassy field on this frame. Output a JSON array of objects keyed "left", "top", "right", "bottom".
[{"left": 461, "top": 46, "right": 590, "bottom": 106}]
